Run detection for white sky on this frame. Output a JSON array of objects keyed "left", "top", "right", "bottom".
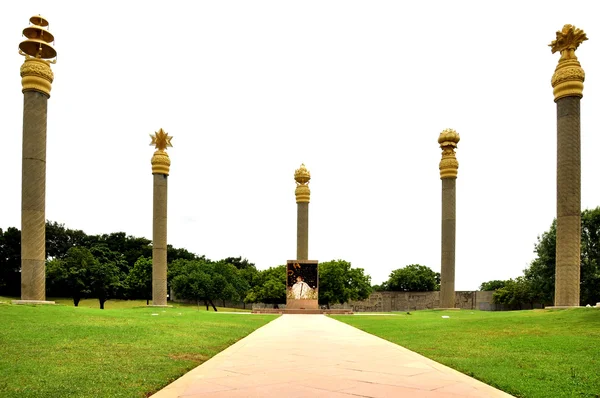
[{"left": 1, "top": 1, "right": 599, "bottom": 290}]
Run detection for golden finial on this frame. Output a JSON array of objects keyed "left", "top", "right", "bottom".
[
  {"left": 19, "top": 15, "right": 56, "bottom": 96},
  {"left": 19, "top": 15, "right": 57, "bottom": 61},
  {"left": 150, "top": 129, "right": 173, "bottom": 175},
  {"left": 294, "top": 163, "right": 311, "bottom": 185},
  {"left": 438, "top": 129, "right": 460, "bottom": 179},
  {"left": 549, "top": 25, "right": 588, "bottom": 59},
  {"left": 150, "top": 128, "right": 173, "bottom": 151},
  {"left": 550, "top": 25, "right": 587, "bottom": 101},
  {"left": 294, "top": 164, "right": 311, "bottom": 203}
]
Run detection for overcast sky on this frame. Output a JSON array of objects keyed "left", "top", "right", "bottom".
[{"left": 1, "top": 1, "right": 599, "bottom": 289}]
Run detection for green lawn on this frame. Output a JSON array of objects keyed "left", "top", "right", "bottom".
[
  {"left": 0, "top": 300, "right": 275, "bottom": 398},
  {"left": 334, "top": 309, "right": 600, "bottom": 398}
]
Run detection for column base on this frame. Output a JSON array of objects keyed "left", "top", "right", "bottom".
[
  {"left": 435, "top": 307, "right": 461, "bottom": 310},
  {"left": 148, "top": 304, "right": 172, "bottom": 308},
  {"left": 12, "top": 300, "right": 56, "bottom": 305},
  {"left": 546, "top": 306, "right": 583, "bottom": 309}
]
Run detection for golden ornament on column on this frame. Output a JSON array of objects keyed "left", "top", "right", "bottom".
[{"left": 294, "top": 164, "right": 310, "bottom": 260}]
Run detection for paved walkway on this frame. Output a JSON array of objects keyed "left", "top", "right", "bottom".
[{"left": 152, "top": 315, "right": 512, "bottom": 397}]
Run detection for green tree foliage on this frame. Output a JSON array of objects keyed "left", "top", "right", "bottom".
[
  {"left": 171, "top": 259, "right": 219, "bottom": 310},
  {"left": 214, "top": 261, "right": 250, "bottom": 306},
  {"left": 222, "top": 257, "right": 254, "bottom": 270},
  {"left": 0, "top": 227, "right": 21, "bottom": 296},
  {"left": 524, "top": 220, "right": 556, "bottom": 305},
  {"left": 479, "top": 280, "right": 507, "bottom": 291},
  {"left": 244, "top": 265, "right": 286, "bottom": 305},
  {"left": 524, "top": 207, "right": 600, "bottom": 306},
  {"left": 46, "top": 246, "right": 96, "bottom": 306},
  {"left": 125, "top": 256, "right": 152, "bottom": 304},
  {"left": 383, "top": 264, "right": 440, "bottom": 292},
  {"left": 492, "top": 277, "right": 537, "bottom": 309},
  {"left": 170, "top": 259, "right": 251, "bottom": 311},
  {"left": 45, "top": 221, "right": 89, "bottom": 260},
  {"left": 88, "top": 248, "right": 125, "bottom": 309},
  {"left": 318, "top": 260, "right": 372, "bottom": 308}
]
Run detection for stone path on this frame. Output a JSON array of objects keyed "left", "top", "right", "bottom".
[{"left": 152, "top": 315, "right": 512, "bottom": 397}]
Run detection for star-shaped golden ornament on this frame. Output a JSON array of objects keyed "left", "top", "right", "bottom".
[{"left": 150, "top": 128, "right": 173, "bottom": 151}]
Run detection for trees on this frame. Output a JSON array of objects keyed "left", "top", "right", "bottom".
[
  {"left": 318, "top": 260, "right": 372, "bottom": 308},
  {"left": 171, "top": 259, "right": 221, "bottom": 310},
  {"left": 524, "top": 207, "right": 600, "bottom": 306},
  {"left": 172, "top": 260, "right": 215, "bottom": 310},
  {"left": 45, "top": 221, "right": 89, "bottom": 260},
  {"left": 125, "top": 256, "right": 152, "bottom": 304},
  {"left": 88, "top": 251, "right": 124, "bottom": 310},
  {"left": 479, "top": 280, "right": 507, "bottom": 291},
  {"left": 492, "top": 277, "right": 537, "bottom": 309},
  {"left": 170, "top": 259, "right": 251, "bottom": 311},
  {"left": 383, "top": 264, "right": 440, "bottom": 292},
  {"left": 244, "top": 265, "right": 286, "bottom": 306},
  {"left": 46, "top": 246, "right": 95, "bottom": 306},
  {"left": 214, "top": 261, "right": 250, "bottom": 306},
  {"left": 0, "top": 227, "right": 21, "bottom": 296}
]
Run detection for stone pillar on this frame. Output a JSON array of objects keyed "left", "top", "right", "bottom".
[
  {"left": 16, "top": 16, "right": 57, "bottom": 304},
  {"left": 550, "top": 25, "right": 587, "bottom": 307},
  {"left": 438, "top": 129, "right": 460, "bottom": 309},
  {"left": 150, "top": 129, "right": 173, "bottom": 307},
  {"left": 294, "top": 164, "right": 310, "bottom": 260}
]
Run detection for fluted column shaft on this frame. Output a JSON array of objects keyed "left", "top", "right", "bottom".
[
  {"left": 555, "top": 97, "right": 581, "bottom": 306},
  {"left": 440, "top": 178, "right": 456, "bottom": 308},
  {"left": 21, "top": 91, "right": 48, "bottom": 301},
  {"left": 152, "top": 174, "right": 168, "bottom": 306}
]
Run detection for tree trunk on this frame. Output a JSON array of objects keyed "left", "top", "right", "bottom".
[
  {"left": 146, "top": 299, "right": 149, "bottom": 305},
  {"left": 73, "top": 297, "right": 80, "bottom": 307},
  {"left": 204, "top": 300, "right": 209, "bottom": 311},
  {"left": 99, "top": 298, "right": 106, "bottom": 310},
  {"left": 222, "top": 299, "right": 226, "bottom": 307},
  {"left": 209, "top": 299, "right": 218, "bottom": 312}
]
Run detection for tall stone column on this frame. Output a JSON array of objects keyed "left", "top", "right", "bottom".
[
  {"left": 150, "top": 129, "right": 173, "bottom": 306},
  {"left": 438, "top": 129, "right": 460, "bottom": 309},
  {"left": 294, "top": 164, "right": 310, "bottom": 260},
  {"left": 16, "top": 16, "right": 57, "bottom": 303},
  {"left": 550, "top": 25, "right": 587, "bottom": 307}
]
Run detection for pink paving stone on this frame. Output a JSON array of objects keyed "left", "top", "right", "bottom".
[{"left": 151, "top": 314, "right": 513, "bottom": 397}]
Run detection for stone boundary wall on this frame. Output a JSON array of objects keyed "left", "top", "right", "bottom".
[
  {"left": 174, "top": 291, "right": 544, "bottom": 312},
  {"left": 331, "top": 290, "right": 543, "bottom": 312}
]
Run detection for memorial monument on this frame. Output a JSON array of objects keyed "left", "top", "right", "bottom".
[
  {"left": 438, "top": 129, "right": 460, "bottom": 309},
  {"left": 150, "top": 129, "right": 173, "bottom": 306},
  {"left": 15, "top": 16, "right": 57, "bottom": 304},
  {"left": 550, "top": 25, "right": 587, "bottom": 307},
  {"left": 287, "top": 164, "right": 319, "bottom": 310}
]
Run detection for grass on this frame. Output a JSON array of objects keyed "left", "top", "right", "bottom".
[
  {"left": 0, "top": 299, "right": 276, "bottom": 398},
  {"left": 333, "top": 309, "right": 600, "bottom": 398},
  {"left": 1, "top": 296, "right": 252, "bottom": 311}
]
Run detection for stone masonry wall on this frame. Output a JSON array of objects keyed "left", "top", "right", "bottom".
[{"left": 330, "top": 291, "right": 493, "bottom": 312}]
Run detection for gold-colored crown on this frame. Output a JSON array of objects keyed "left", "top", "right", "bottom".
[
  {"left": 438, "top": 129, "right": 459, "bottom": 179},
  {"left": 550, "top": 24, "right": 587, "bottom": 101},
  {"left": 294, "top": 164, "right": 310, "bottom": 203},
  {"left": 19, "top": 16, "right": 56, "bottom": 96},
  {"left": 150, "top": 128, "right": 173, "bottom": 175}
]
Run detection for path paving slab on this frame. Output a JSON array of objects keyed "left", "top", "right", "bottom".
[{"left": 152, "top": 314, "right": 512, "bottom": 397}]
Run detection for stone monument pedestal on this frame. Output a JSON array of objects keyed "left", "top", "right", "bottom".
[
  {"left": 12, "top": 300, "right": 55, "bottom": 305},
  {"left": 286, "top": 299, "right": 318, "bottom": 310},
  {"left": 286, "top": 260, "right": 319, "bottom": 310}
]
